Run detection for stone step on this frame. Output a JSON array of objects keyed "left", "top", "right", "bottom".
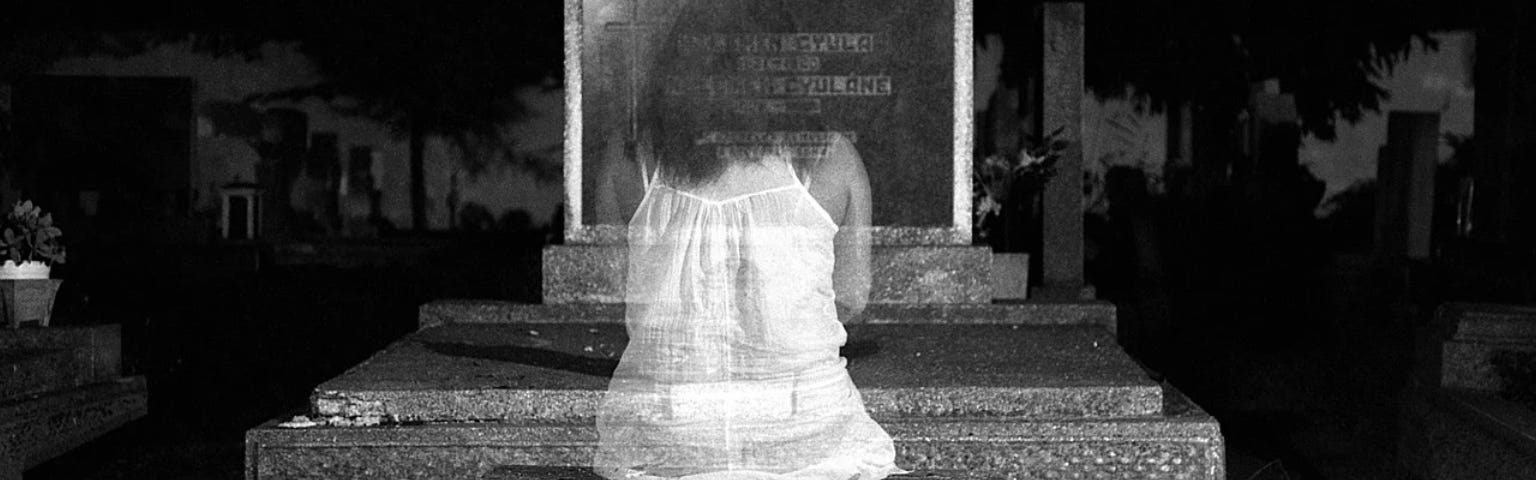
[
  {"left": 0, "top": 376, "right": 149, "bottom": 475},
  {"left": 419, "top": 300, "right": 1117, "bottom": 331},
  {"left": 0, "top": 325, "right": 124, "bottom": 402},
  {"left": 248, "top": 392, "right": 1222, "bottom": 480},
  {"left": 480, "top": 466, "right": 984, "bottom": 479},
  {"left": 543, "top": 245, "right": 996, "bottom": 304},
  {"left": 0, "top": 348, "right": 74, "bottom": 401},
  {"left": 311, "top": 324, "right": 1160, "bottom": 422}
]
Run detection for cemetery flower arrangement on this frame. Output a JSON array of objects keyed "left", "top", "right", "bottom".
[
  {"left": 1, "top": 200, "right": 67, "bottom": 268},
  {"left": 973, "top": 126, "right": 1069, "bottom": 238}
]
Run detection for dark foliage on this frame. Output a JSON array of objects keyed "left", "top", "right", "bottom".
[
  {"left": 1490, "top": 350, "right": 1536, "bottom": 410},
  {"left": 2, "top": 1, "right": 564, "bottom": 179},
  {"left": 975, "top": 0, "right": 1443, "bottom": 140}
]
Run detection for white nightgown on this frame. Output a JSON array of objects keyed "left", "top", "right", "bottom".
[{"left": 593, "top": 150, "right": 903, "bottom": 480}]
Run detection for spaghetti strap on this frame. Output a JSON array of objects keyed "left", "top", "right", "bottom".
[
  {"left": 784, "top": 154, "right": 811, "bottom": 189},
  {"left": 637, "top": 155, "right": 661, "bottom": 191}
]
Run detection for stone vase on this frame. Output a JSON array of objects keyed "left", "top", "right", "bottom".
[
  {"left": 982, "top": 187, "right": 1043, "bottom": 255},
  {"left": 0, "top": 260, "right": 51, "bottom": 280},
  {"left": 1, "top": 279, "right": 63, "bottom": 328}
]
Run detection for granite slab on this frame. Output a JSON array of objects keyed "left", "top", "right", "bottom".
[
  {"left": 0, "top": 376, "right": 148, "bottom": 472},
  {"left": 481, "top": 466, "right": 983, "bottom": 480},
  {"left": 418, "top": 300, "right": 1116, "bottom": 331},
  {"left": 312, "top": 323, "right": 1158, "bottom": 422},
  {"left": 250, "top": 388, "right": 1221, "bottom": 480},
  {"left": 543, "top": 245, "right": 993, "bottom": 304},
  {"left": 0, "top": 325, "right": 123, "bottom": 402},
  {"left": 1399, "top": 386, "right": 1536, "bottom": 479},
  {"left": 1441, "top": 302, "right": 1536, "bottom": 343}
]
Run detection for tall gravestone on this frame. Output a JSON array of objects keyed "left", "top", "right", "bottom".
[
  {"left": 244, "top": 2, "right": 1224, "bottom": 478},
  {"left": 549, "top": 0, "right": 990, "bottom": 305},
  {"left": 1375, "top": 112, "right": 1440, "bottom": 260},
  {"left": 571, "top": 0, "right": 969, "bottom": 239}
]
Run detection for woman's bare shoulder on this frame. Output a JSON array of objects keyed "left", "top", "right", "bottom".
[
  {"left": 803, "top": 132, "right": 869, "bottom": 224},
  {"left": 805, "top": 132, "right": 867, "bottom": 188}
]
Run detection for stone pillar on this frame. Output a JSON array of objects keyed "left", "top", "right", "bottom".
[
  {"left": 1374, "top": 112, "right": 1440, "bottom": 260},
  {"left": 1037, "top": 1, "right": 1089, "bottom": 299}
]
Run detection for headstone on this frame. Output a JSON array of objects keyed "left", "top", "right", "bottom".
[
  {"left": 569, "top": 0, "right": 972, "bottom": 243},
  {"left": 340, "top": 147, "right": 379, "bottom": 237},
  {"left": 257, "top": 108, "right": 309, "bottom": 240},
  {"left": 295, "top": 132, "right": 341, "bottom": 234},
  {"left": 553, "top": 0, "right": 987, "bottom": 304},
  {"left": 1375, "top": 112, "right": 1440, "bottom": 259}
]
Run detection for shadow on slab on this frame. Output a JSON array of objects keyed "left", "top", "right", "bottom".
[
  {"left": 421, "top": 338, "right": 881, "bottom": 379},
  {"left": 423, "top": 342, "right": 621, "bottom": 377}
]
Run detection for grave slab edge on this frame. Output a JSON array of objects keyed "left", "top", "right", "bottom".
[{"left": 311, "top": 384, "right": 1164, "bottom": 423}]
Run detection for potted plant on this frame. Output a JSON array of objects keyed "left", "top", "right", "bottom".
[
  {"left": 973, "top": 126, "right": 1069, "bottom": 250},
  {"left": 1, "top": 200, "right": 66, "bottom": 327},
  {"left": 973, "top": 127, "right": 1070, "bottom": 300}
]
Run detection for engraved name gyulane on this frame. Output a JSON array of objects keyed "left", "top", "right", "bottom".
[{"left": 665, "top": 75, "right": 893, "bottom": 97}]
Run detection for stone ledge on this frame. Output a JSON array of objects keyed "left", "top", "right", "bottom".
[
  {"left": 0, "top": 325, "right": 123, "bottom": 402},
  {"left": 0, "top": 376, "right": 149, "bottom": 472},
  {"left": 1440, "top": 302, "right": 1536, "bottom": 343},
  {"left": 481, "top": 466, "right": 985, "bottom": 480},
  {"left": 247, "top": 404, "right": 1223, "bottom": 480},
  {"left": 313, "top": 324, "right": 1159, "bottom": 422},
  {"left": 1399, "top": 386, "right": 1536, "bottom": 479},
  {"left": 313, "top": 384, "right": 1162, "bottom": 425},
  {"left": 542, "top": 245, "right": 993, "bottom": 304},
  {"left": 419, "top": 300, "right": 1116, "bottom": 331},
  {"left": 1441, "top": 339, "right": 1536, "bottom": 392}
]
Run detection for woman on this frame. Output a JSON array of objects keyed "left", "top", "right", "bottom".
[{"left": 592, "top": 2, "right": 901, "bottom": 479}]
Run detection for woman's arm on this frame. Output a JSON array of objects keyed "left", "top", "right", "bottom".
[
  {"left": 594, "top": 135, "right": 647, "bottom": 225},
  {"left": 826, "top": 135, "right": 872, "bottom": 324}
]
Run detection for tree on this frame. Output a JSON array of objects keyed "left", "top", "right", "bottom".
[
  {"left": 2, "top": 0, "right": 565, "bottom": 231},
  {"left": 976, "top": 0, "right": 1446, "bottom": 141},
  {"left": 247, "top": 1, "right": 564, "bottom": 230}
]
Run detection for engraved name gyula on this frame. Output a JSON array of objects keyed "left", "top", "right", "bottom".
[{"left": 679, "top": 33, "right": 876, "bottom": 54}]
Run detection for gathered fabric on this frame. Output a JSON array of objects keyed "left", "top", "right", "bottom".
[{"left": 594, "top": 152, "right": 902, "bottom": 480}]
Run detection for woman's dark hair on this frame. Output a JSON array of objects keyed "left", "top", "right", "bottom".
[{"left": 640, "top": 0, "right": 826, "bottom": 187}]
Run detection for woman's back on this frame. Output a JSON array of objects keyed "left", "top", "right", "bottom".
[
  {"left": 594, "top": 141, "right": 900, "bottom": 480},
  {"left": 625, "top": 150, "right": 845, "bottom": 378}
]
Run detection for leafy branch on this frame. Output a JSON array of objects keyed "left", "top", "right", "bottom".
[{"left": 1, "top": 200, "right": 66, "bottom": 265}]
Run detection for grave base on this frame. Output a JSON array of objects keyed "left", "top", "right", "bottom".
[
  {"left": 1, "top": 377, "right": 149, "bottom": 478},
  {"left": 248, "top": 403, "right": 1221, "bottom": 480},
  {"left": 1399, "top": 385, "right": 1536, "bottom": 479},
  {"left": 247, "top": 318, "right": 1223, "bottom": 479}
]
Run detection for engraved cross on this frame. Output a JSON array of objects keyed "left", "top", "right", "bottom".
[{"left": 603, "top": 0, "right": 666, "bottom": 156}]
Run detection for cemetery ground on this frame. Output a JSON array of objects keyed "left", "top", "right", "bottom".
[{"left": 20, "top": 233, "right": 1426, "bottom": 479}]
